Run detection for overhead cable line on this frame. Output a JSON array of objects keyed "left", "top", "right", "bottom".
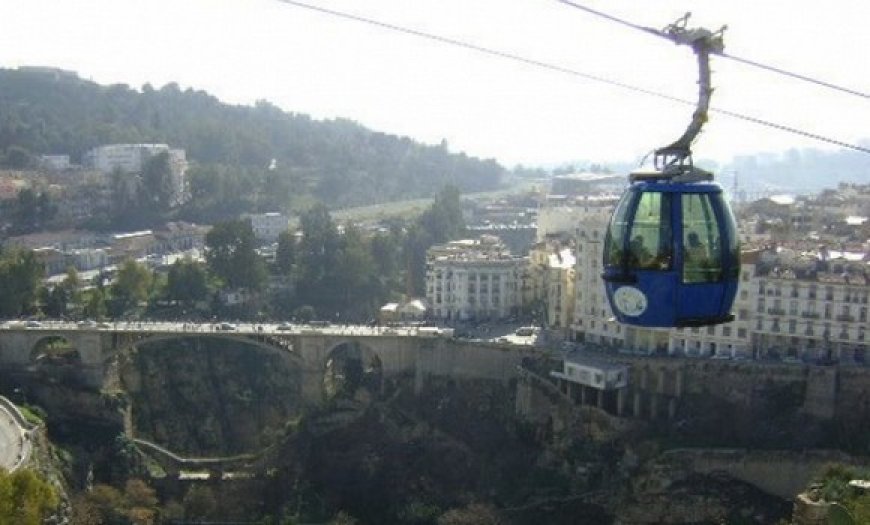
[
  {"left": 276, "top": 0, "right": 870, "bottom": 155},
  {"left": 556, "top": 0, "right": 870, "bottom": 100}
]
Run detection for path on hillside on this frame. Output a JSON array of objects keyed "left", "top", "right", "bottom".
[{"left": 0, "top": 397, "right": 33, "bottom": 471}]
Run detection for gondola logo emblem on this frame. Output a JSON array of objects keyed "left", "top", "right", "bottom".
[{"left": 613, "top": 286, "right": 648, "bottom": 317}]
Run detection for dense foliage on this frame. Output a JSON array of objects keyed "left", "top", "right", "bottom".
[
  {"left": 0, "top": 468, "right": 58, "bottom": 524},
  {"left": 0, "top": 67, "right": 504, "bottom": 212},
  {"left": 0, "top": 248, "right": 44, "bottom": 317}
]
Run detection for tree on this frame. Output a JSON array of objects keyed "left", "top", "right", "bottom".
[
  {"left": 0, "top": 469, "right": 59, "bottom": 525},
  {"left": 166, "top": 258, "right": 209, "bottom": 306},
  {"left": 63, "top": 267, "right": 83, "bottom": 317},
  {"left": 418, "top": 185, "right": 464, "bottom": 244},
  {"left": 333, "top": 223, "right": 376, "bottom": 317},
  {"left": 183, "top": 485, "right": 217, "bottom": 521},
  {"left": 0, "top": 248, "right": 44, "bottom": 317},
  {"left": 3, "top": 145, "right": 33, "bottom": 169},
  {"left": 296, "top": 204, "right": 341, "bottom": 310},
  {"left": 40, "top": 285, "right": 69, "bottom": 318},
  {"left": 205, "top": 219, "right": 267, "bottom": 290},
  {"left": 276, "top": 230, "right": 297, "bottom": 275},
  {"left": 9, "top": 188, "right": 56, "bottom": 234},
  {"left": 110, "top": 259, "right": 153, "bottom": 315},
  {"left": 82, "top": 288, "right": 107, "bottom": 320},
  {"left": 142, "top": 150, "right": 175, "bottom": 211}
]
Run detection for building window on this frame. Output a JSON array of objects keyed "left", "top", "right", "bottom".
[{"left": 738, "top": 328, "right": 747, "bottom": 338}]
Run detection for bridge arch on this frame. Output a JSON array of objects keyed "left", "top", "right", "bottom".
[
  {"left": 30, "top": 335, "right": 81, "bottom": 366},
  {"left": 118, "top": 332, "right": 304, "bottom": 364},
  {"left": 323, "top": 340, "right": 384, "bottom": 401}
]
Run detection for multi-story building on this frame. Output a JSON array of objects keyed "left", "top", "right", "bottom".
[
  {"left": 524, "top": 239, "right": 575, "bottom": 332},
  {"left": 245, "top": 212, "right": 290, "bottom": 243},
  {"left": 83, "top": 144, "right": 188, "bottom": 206},
  {"left": 426, "top": 236, "right": 524, "bottom": 321},
  {"left": 537, "top": 194, "right": 615, "bottom": 242}
]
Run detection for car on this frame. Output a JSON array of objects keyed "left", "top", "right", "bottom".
[
  {"left": 218, "top": 322, "right": 237, "bottom": 331},
  {"left": 97, "top": 322, "right": 111, "bottom": 329},
  {"left": 277, "top": 322, "right": 293, "bottom": 331},
  {"left": 77, "top": 320, "right": 97, "bottom": 329},
  {"left": 25, "top": 320, "right": 42, "bottom": 328}
]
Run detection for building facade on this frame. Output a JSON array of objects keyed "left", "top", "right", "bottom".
[
  {"left": 245, "top": 212, "right": 290, "bottom": 243},
  {"left": 83, "top": 144, "right": 188, "bottom": 206},
  {"left": 426, "top": 236, "right": 524, "bottom": 321}
]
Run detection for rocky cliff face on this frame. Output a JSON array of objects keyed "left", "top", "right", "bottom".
[{"left": 120, "top": 337, "right": 304, "bottom": 456}]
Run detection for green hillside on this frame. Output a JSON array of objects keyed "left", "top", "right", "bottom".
[{"left": 0, "top": 67, "right": 503, "bottom": 211}]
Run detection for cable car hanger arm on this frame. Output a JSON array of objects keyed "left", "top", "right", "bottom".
[{"left": 656, "top": 15, "right": 725, "bottom": 157}]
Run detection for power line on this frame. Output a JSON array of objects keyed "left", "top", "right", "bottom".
[
  {"left": 556, "top": 0, "right": 870, "bottom": 100},
  {"left": 276, "top": 0, "right": 870, "bottom": 155}
]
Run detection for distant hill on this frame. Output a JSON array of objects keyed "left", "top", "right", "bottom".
[
  {"left": 0, "top": 67, "right": 503, "bottom": 208},
  {"left": 726, "top": 148, "right": 870, "bottom": 194}
]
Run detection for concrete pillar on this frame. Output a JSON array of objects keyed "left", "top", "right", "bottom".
[
  {"left": 597, "top": 389, "right": 604, "bottom": 409},
  {"left": 650, "top": 394, "right": 659, "bottom": 420},
  {"left": 641, "top": 368, "right": 649, "bottom": 390},
  {"left": 580, "top": 385, "right": 587, "bottom": 406},
  {"left": 668, "top": 398, "right": 677, "bottom": 420},
  {"left": 633, "top": 392, "right": 642, "bottom": 417},
  {"left": 566, "top": 382, "right": 574, "bottom": 403},
  {"left": 675, "top": 368, "right": 684, "bottom": 398},
  {"left": 414, "top": 352, "right": 424, "bottom": 395},
  {"left": 658, "top": 368, "right": 666, "bottom": 395},
  {"left": 617, "top": 388, "right": 626, "bottom": 416}
]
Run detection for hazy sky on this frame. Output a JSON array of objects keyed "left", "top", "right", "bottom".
[{"left": 2, "top": 0, "right": 869, "bottom": 168}]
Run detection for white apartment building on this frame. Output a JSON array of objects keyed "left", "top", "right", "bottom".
[
  {"left": 537, "top": 194, "right": 616, "bottom": 241},
  {"left": 426, "top": 236, "right": 524, "bottom": 321},
  {"left": 572, "top": 217, "right": 629, "bottom": 348},
  {"left": 246, "top": 212, "right": 290, "bottom": 243},
  {"left": 84, "top": 143, "right": 188, "bottom": 206}
]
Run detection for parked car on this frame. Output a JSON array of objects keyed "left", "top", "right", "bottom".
[
  {"left": 25, "top": 320, "right": 42, "bottom": 328},
  {"left": 218, "top": 322, "right": 237, "bottom": 331}
]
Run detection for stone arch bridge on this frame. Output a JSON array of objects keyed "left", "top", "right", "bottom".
[{"left": 0, "top": 322, "right": 534, "bottom": 403}]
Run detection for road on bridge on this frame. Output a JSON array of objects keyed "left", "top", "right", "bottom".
[{"left": 0, "top": 320, "right": 455, "bottom": 338}]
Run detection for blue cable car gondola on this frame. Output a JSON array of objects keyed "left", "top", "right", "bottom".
[{"left": 602, "top": 16, "right": 739, "bottom": 328}]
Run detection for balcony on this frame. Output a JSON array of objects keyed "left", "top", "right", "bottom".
[
  {"left": 801, "top": 312, "right": 820, "bottom": 319},
  {"left": 767, "top": 308, "right": 786, "bottom": 316},
  {"left": 836, "top": 315, "right": 855, "bottom": 322}
]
